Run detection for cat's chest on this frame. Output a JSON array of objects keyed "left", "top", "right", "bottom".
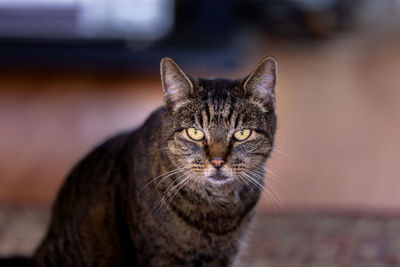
[{"left": 153, "top": 208, "right": 248, "bottom": 256}]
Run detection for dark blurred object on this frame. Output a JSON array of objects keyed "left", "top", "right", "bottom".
[
  {"left": 0, "top": 0, "right": 177, "bottom": 72},
  {"left": 243, "top": 0, "right": 360, "bottom": 39},
  {"left": 0, "top": 0, "right": 362, "bottom": 41},
  {"left": 0, "top": 0, "right": 243, "bottom": 72}
]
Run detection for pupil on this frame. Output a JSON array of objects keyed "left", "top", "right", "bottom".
[
  {"left": 194, "top": 129, "right": 198, "bottom": 134},
  {"left": 241, "top": 130, "right": 244, "bottom": 135}
]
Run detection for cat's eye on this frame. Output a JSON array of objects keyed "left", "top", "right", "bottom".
[
  {"left": 233, "top": 129, "right": 252, "bottom": 141},
  {"left": 186, "top": 127, "right": 205, "bottom": 141}
]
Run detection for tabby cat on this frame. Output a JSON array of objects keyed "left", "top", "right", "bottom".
[{"left": 2, "top": 57, "right": 277, "bottom": 267}]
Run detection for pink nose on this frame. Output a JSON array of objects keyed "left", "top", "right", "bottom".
[{"left": 211, "top": 158, "right": 225, "bottom": 168}]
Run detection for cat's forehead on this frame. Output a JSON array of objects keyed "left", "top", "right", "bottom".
[
  {"left": 198, "top": 78, "right": 241, "bottom": 95},
  {"left": 192, "top": 80, "right": 259, "bottom": 128},
  {"left": 195, "top": 79, "right": 240, "bottom": 122},
  {"left": 197, "top": 78, "right": 243, "bottom": 112}
]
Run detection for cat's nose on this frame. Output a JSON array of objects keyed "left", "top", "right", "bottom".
[{"left": 211, "top": 157, "right": 225, "bottom": 169}]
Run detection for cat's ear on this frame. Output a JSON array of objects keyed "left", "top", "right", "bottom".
[
  {"left": 160, "top": 57, "right": 193, "bottom": 111},
  {"left": 243, "top": 57, "right": 277, "bottom": 110}
]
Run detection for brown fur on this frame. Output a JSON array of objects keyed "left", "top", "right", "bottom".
[{"left": 30, "top": 57, "right": 278, "bottom": 267}]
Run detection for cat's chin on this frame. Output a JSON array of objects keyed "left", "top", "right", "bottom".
[{"left": 207, "top": 174, "right": 234, "bottom": 185}]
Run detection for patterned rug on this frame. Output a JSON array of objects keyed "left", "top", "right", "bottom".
[{"left": 1, "top": 207, "right": 400, "bottom": 266}]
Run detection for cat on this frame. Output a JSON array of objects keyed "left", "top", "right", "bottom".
[{"left": 1, "top": 56, "right": 277, "bottom": 267}]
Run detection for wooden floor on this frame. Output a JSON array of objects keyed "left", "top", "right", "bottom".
[{"left": 1, "top": 33, "right": 400, "bottom": 212}]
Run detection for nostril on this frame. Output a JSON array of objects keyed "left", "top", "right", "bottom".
[{"left": 211, "top": 158, "right": 225, "bottom": 168}]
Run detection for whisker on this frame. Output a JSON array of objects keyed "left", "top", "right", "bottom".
[
  {"left": 272, "top": 148, "right": 290, "bottom": 158},
  {"left": 263, "top": 174, "right": 290, "bottom": 190},
  {"left": 138, "top": 167, "right": 187, "bottom": 193},
  {"left": 154, "top": 169, "right": 192, "bottom": 190},
  {"left": 155, "top": 147, "right": 171, "bottom": 152},
  {"left": 182, "top": 174, "right": 203, "bottom": 217},
  {"left": 163, "top": 174, "right": 194, "bottom": 202},
  {"left": 243, "top": 171, "right": 283, "bottom": 210},
  {"left": 257, "top": 165, "right": 278, "bottom": 178},
  {"left": 162, "top": 174, "right": 196, "bottom": 215},
  {"left": 153, "top": 171, "right": 194, "bottom": 215},
  {"left": 245, "top": 169, "right": 284, "bottom": 204},
  {"left": 159, "top": 170, "right": 193, "bottom": 200},
  {"left": 250, "top": 167, "right": 290, "bottom": 190},
  {"left": 237, "top": 174, "right": 255, "bottom": 193},
  {"left": 241, "top": 172, "right": 270, "bottom": 200},
  {"left": 254, "top": 164, "right": 290, "bottom": 189},
  {"left": 187, "top": 172, "right": 201, "bottom": 193},
  {"left": 167, "top": 173, "right": 200, "bottom": 206}
]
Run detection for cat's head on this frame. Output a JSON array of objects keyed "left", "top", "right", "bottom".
[{"left": 160, "top": 57, "right": 277, "bottom": 190}]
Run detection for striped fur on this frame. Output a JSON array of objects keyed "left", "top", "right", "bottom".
[{"left": 31, "top": 58, "right": 277, "bottom": 267}]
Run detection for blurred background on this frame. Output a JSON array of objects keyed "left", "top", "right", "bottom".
[{"left": 1, "top": 0, "right": 400, "bottom": 266}]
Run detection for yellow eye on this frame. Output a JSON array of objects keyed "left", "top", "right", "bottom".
[
  {"left": 233, "top": 129, "right": 252, "bottom": 141},
  {"left": 186, "top": 127, "right": 205, "bottom": 141}
]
